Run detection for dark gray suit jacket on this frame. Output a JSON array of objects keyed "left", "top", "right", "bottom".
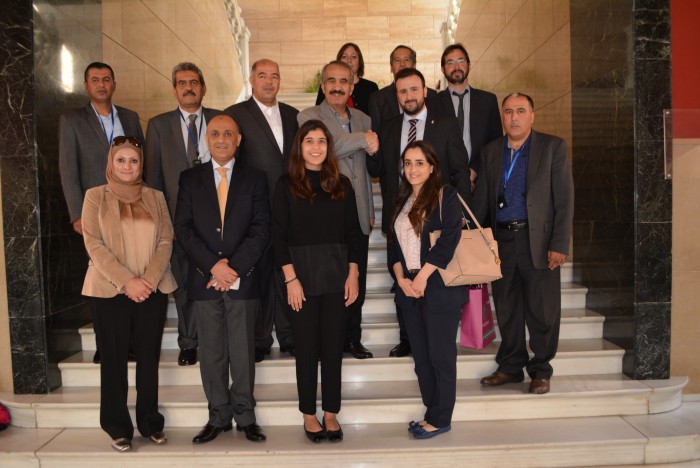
[
  {"left": 472, "top": 130, "right": 574, "bottom": 269},
  {"left": 58, "top": 103, "right": 144, "bottom": 222},
  {"left": 367, "top": 82, "right": 439, "bottom": 133},
  {"left": 435, "top": 87, "right": 502, "bottom": 173},
  {"left": 224, "top": 98, "right": 299, "bottom": 203},
  {"left": 366, "top": 109, "right": 471, "bottom": 234},
  {"left": 143, "top": 107, "right": 220, "bottom": 219}
]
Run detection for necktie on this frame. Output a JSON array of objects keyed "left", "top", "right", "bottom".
[
  {"left": 452, "top": 90, "right": 468, "bottom": 133},
  {"left": 187, "top": 114, "right": 198, "bottom": 163},
  {"left": 216, "top": 167, "right": 228, "bottom": 228},
  {"left": 407, "top": 119, "right": 418, "bottom": 144}
]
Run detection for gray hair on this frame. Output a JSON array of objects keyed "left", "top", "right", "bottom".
[
  {"left": 172, "top": 62, "right": 205, "bottom": 87},
  {"left": 321, "top": 61, "right": 354, "bottom": 83}
]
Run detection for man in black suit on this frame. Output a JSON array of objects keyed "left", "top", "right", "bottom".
[
  {"left": 174, "top": 114, "right": 269, "bottom": 444},
  {"left": 367, "top": 45, "right": 439, "bottom": 134},
  {"left": 224, "top": 59, "right": 299, "bottom": 362},
  {"left": 435, "top": 44, "right": 502, "bottom": 189},
  {"left": 59, "top": 61, "right": 145, "bottom": 364},
  {"left": 144, "top": 62, "right": 221, "bottom": 367},
  {"left": 473, "top": 93, "right": 574, "bottom": 395},
  {"left": 366, "top": 67, "right": 471, "bottom": 357}
]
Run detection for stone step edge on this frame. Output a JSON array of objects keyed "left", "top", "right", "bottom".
[{"left": 1, "top": 377, "right": 688, "bottom": 429}]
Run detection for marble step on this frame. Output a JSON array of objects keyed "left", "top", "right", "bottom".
[
  {"left": 81, "top": 308, "right": 603, "bottom": 351},
  {"left": 3, "top": 376, "right": 684, "bottom": 430},
  {"left": 1, "top": 386, "right": 695, "bottom": 468},
  {"left": 58, "top": 339, "right": 624, "bottom": 388}
]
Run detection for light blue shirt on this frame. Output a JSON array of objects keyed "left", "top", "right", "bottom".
[
  {"left": 212, "top": 157, "right": 235, "bottom": 188},
  {"left": 179, "top": 106, "right": 210, "bottom": 162},
  {"left": 92, "top": 104, "right": 125, "bottom": 144}
]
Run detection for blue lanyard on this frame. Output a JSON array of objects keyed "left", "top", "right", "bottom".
[
  {"left": 179, "top": 109, "right": 204, "bottom": 152},
  {"left": 92, "top": 104, "right": 114, "bottom": 144},
  {"left": 502, "top": 142, "right": 526, "bottom": 190}
]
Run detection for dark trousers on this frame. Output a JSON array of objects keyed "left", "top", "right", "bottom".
[
  {"left": 290, "top": 292, "right": 346, "bottom": 415},
  {"left": 194, "top": 296, "right": 258, "bottom": 427},
  {"left": 171, "top": 240, "right": 197, "bottom": 350},
  {"left": 492, "top": 229, "right": 561, "bottom": 380},
  {"left": 345, "top": 233, "right": 369, "bottom": 343},
  {"left": 91, "top": 291, "right": 167, "bottom": 440},
  {"left": 402, "top": 295, "right": 461, "bottom": 428},
  {"left": 256, "top": 246, "right": 293, "bottom": 351}
]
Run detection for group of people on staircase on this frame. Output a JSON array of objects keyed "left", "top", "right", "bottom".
[{"left": 59, "top": 41, "right": 573, "bottom": 452}]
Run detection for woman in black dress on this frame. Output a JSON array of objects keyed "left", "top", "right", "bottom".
[
  {"left": 315, "top": 42, "right": 379, "bottom": 114},
  {"left": 272, "top": 119, "right": 363, "bottom": 443}
]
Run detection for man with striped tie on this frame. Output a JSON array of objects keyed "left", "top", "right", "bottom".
[{"left": 366, "top": 67, "right": 471, "bottom": 357}]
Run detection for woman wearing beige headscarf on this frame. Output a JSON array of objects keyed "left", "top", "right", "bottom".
[{"left": 81, "top": 136, "right": 177, "bottom": 452}]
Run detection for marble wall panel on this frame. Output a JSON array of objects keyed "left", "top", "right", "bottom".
[{"left": 634, "top": 302, "right": 671, "bottom": 379}]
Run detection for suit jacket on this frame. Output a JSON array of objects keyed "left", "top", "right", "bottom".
[
  {"left": 297, "top": 101, "right": 375, "bottom": 235},
  {"left": 367, "top": 82, "right": 439, "bottom": 133},
  {"left": 223, "top": 97, "right": 299, "bottom": 202},
  {"left": 367, "top": 109, "right": 471, "bottom": 234},
  {"left": 81, "top": 185, "right": 177, "bottom": 298},
  {"left": 435, "top": 87, "right": 502, "bottom": 173},
  {"left": 143, "top": 107, "right": 221, "bottom": 219},
  {"left": 388, "top": 185, "right": 468, "bottom": 313},
  {"left": 173, "top": 161, "right": 270, "bottom": 300},
  {"left": 59, "top": 103, "right": 145, "bottom": 223},
  {"left": 473, "top": 130, "right": 574, "bottom": 269}
]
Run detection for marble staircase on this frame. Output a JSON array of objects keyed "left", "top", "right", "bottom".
[{"left": 0, "top": 184, "right": 696, "bottom": 467}]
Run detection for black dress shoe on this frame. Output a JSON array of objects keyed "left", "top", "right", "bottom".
[
  {"left": 280, "top": 344, "right": 295, "bottom": 357},
  {"left": 344, "top": 341, "right": 373, "bottom": 359},
  {"left": 178, "top": 348, "right": 197, "bottom": 366},
  {"left": 389, "top": 340, "right": 411, "bottom": 357},
  {"left": 93, "top": 350, "right": 101, "bottom": 364},
  {"left": 192, "top": 423, "right": 233, "bottom": 444},
  {"left": 255, "top": 348, "right": 271, "bottom": 363},
  {"left": 236, "top": 423, "right": 267, "bottom": 442}
]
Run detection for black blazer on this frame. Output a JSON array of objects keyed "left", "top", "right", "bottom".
[
  {"left": 224, "top": 98, "right": 299, "bottom": 202},
  {"left": 388, "top": 185, "right": 468, "bottom": 313},
  {"left": 143, "top": 107, "right": 221, "bottom": 218},
  {"left": 472, "top": 130, "right": 574, "bottom": 269},
  {"left": 367, "top": 82, "right": 439, "bottom": 133},
  {"left": 366, "top": 109, "right": 471, "bottom": 234},
  {"left": 434, "top": 87, "right": 502, "bottom": 173},
  {"left": 174, "top": 161, "right": 270, "bottom": 300}
]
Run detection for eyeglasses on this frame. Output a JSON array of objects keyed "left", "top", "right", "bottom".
[
  {"left": 445, "top": 58, "right": 468, "bottom": 66},
  {"left": 112, "top": 136, "right": 142, "bottom": 147}
]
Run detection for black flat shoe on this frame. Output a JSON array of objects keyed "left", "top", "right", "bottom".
[
  {"left": 236, "top": 423, "right": 266, "bottom": 442},
  {"left": 280, "top": 344, "right": 295, "bottom": 357},
  {"left": 322, "top": 420, "right": 343, "bottom": 442},
  {"left": 344, "top": 341, "right": 373, "bottom": 359},
  {"left": 304, "top": 420, "right": 326, "bottom": 443},
  {"left": 192, "top": 423, "right": 233, "bottom": 444},
  {"left": 389, "top": 340, "right": 411, "bottom": 357}
]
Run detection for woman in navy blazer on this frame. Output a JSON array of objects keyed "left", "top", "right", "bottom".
[{"left": 388, "top": 140, "right": 468, "bottom": 439}]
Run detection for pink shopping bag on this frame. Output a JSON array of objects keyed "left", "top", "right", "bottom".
[{"left": 459, "top": 284, "right": 496, "bottom": 349}]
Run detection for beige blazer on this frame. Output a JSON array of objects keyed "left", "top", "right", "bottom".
[{"left": 81, "top": 185, "right": 178, "bottom": 298}]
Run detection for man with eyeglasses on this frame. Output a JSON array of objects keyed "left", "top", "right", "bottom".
[
  {"left": 143, "top": 62, "right": 221, "bottom": 367},
  {"left": 59, "top": 61, "right": 146, "bottom": 364},
  {"left": 367, "top": 45, "right": 439, "bottom": 134},
  {"left": 436, "top": 44, "right": 502, "bottom": 190}
]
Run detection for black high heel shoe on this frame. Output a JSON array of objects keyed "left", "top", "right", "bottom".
[
  {"left": 322, "top": 417, "right": 343, "bottom": 442},
  {"left": 304, "top": 419, "right": 326, "bottom": 443}
]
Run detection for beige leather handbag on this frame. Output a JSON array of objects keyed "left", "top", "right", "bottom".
[{"left": 429, "top": 190, "right": 502, "bottom": 286}]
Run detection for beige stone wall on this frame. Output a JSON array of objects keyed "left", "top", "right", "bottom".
[
  {"left": 102, "top": 0, "right": 245, "bottom": 126},
  {"left": 454, "top": 0, "right": 572, "bottom": 148},
  {"left": 671, "top": 138, "right": 700, "bottom": 393},
  {"left": 238, "top": 0, "right": 449, "bottom": 93}
]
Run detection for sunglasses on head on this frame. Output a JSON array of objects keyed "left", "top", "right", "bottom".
[{"left": 112, "top": 136, "right": 142, "bottom": 147}]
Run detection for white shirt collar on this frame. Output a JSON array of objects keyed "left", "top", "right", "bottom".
[
  {"left": 403, "top": 105, "right": 428, "bottom": 123},
  {"left": 179, "top": 106, "right": 203, "bottom": 119},
  {"left": 212, "top": 157, "right": 235, "bottom": 170},
  {"left": 252, "top": 95, "right": 279, "bottom": 115}
]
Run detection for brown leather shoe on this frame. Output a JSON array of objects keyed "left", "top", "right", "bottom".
[
  {"left": 480, "top": 371, "right": 524, "bottom": 386},
  {"left": 529, "top": 378, "right": 550, "bottom": 394}
]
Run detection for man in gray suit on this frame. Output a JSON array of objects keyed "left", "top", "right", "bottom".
[
  {"left": 224, "top": 59, "right": 299, "bottom": 362},
  {"left": 473, "top": 93, "right": 574, "bottom": 395},
  {"left": 143, "top": 62, "right": 221, "bottom": 366},
  {"left": 59, "top": 61, "right": 145, "bottom": 364},
  {"left": 298, "top": 60, "right": 378, "bottom": 359}
]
